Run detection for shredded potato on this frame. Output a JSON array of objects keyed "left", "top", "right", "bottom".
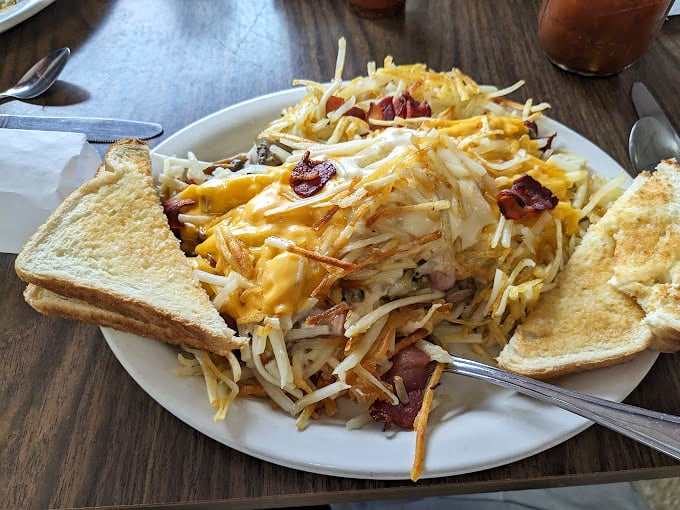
[{"left": 158, "top": 38, "right": 622, "bottom": 481}]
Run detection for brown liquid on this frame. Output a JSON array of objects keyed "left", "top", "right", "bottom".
[{"left": 538, "top": 0, "right": 673, "bottom": 76}]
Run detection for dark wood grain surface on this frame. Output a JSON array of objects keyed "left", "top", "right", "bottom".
[{"left": 1, "top": 1, "right": 679, "bottom": 508}]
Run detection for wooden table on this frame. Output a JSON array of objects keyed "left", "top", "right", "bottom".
[{"left": 2, "top": 1, "right": 679, "bottom": 508}]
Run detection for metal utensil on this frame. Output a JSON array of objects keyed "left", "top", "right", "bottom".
[
  {"left": 446, "top": 356, "right": 680, "bottom": 460},
  {"left": 0, "top": 47, "right": 70, "bottom": 101},
  {"left": 629, "top": 116, "right": 680, "bottom": 175},
  {"left": 631, "top": 82, "right": 680, "bottom": 146},
  {"left": 0, "top": 114, "right": 163, "bottom": 143}
]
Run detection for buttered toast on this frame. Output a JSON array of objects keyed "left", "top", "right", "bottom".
[
  {"left": 609, "top": 160, "right": 680, "bottom": 352},
  {"left": 15, "top": 139, "right": 244, "bottom": 356},
  {"left": 497, "top": 159, "right": 680, "bottom": 378},
  {"left": 24, "top": 283, "right": 173, "bottom": 342}
]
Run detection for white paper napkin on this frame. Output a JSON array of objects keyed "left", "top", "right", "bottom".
[{"left": 0, "top": 129, "right": 101, "bottom": 254}]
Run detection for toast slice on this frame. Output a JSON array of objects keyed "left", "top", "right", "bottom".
[
  {"left": 24, "top": 283, "right": 175, "bottom": 342},
  {"left": 497, "top": 160, "right": 680, "bottom": 378},
  {"left": 15, "top": 138, "right": 244, "bottom": 356},
  {"left": 609, "top": 159, "right": 680, "bottom": 352}
]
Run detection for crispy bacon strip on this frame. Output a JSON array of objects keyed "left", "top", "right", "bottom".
[
  {"left": 325, "top": 95, "right": 344, "bottom": 113},
  {"left": 325, "top": 95, "right": 367, "bottom": 120},
  {"left": 496, "top": 174, "right": 558, "bottom": 220},
  {"left": 290, "top": 151, "right": 337, "bottom": 198},
  {"left": 367, "top": 91, "right": 431, "bottom": 130},
  {"left": 523, "top": 120, "right": 557, "bottom": 150},
  {"left": 523, "top": 119, "right": 539, "bottom": 138}
]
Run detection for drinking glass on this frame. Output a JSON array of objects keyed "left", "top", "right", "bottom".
[{"left": 538, "top": 0, "right": 674, "bottom": 76}]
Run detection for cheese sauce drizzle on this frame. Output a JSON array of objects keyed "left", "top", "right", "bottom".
[{"left": 159, "top": 38, "right": 623, "bottom": 481}]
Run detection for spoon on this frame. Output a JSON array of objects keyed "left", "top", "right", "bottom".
[
  {"left": 446, "top": 355, "right": 680, "bottom": 460},
  {"left": 0, "top": 47, "right": 71, "bottom": 101},
  {"left": 628, "top": 116, "right": 680, "bottom": 175}
]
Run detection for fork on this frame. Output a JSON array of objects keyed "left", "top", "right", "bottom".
[{"left": 445, "top": 356, "right": 680, "bottom": 460}]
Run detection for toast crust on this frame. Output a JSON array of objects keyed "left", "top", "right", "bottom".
[
  {"left": 24, "top": 284, "right": 172, "bottom": 342},
  {"left": 497, "top": 214, "right": 653, "bottom": 379},
  {"left": 497, "top": 161, "right": 680, "bottom": 378},
  {"left": 609, "top": 160, "right": 680, "bottom": 352},
  {"left": 15, "top": 139, "right": 244, "bottom": 355}
]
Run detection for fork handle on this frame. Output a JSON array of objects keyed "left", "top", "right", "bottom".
[{"left": 448, "top": 357, "right": 680, "bottom": 460}]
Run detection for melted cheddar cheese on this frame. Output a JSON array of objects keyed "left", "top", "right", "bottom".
[
  {"left": 182, "top": 165, "right": 349, "bottom": 317},
  {"left": 175, "top": 116, "right": 590, "bottom": 322}
]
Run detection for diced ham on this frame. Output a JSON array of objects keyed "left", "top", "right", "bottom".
[
  {"left": 428, "top": 271, "right": 457, "bottom": 291},
  {"left": 383, "top": 345, "right": 436, "bottom": 392},
  {"left": 369, "top": 389, "right": 425, "bottom": 430},
  {"left": 368, "top": 346, "right": 436, "bottom": 430}
]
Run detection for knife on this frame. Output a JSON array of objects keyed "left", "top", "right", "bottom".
[
  {"left": 0, "top": 114, "right": 163, "bottom": 143},
  {"left": 631, "top": 82, "right": 680, "bottom": 146}
]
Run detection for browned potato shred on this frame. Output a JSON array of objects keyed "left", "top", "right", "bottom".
[{"left": 164, "top": 38, "right": 624, "bottom": 481}]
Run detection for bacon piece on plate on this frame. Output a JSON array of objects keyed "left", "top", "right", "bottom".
[
  {"left": 368, "top": 345, "right": 436, "bottom": 430},
  {"left": 325, "top": 95, "right": 366, "bottom": 120},
  {"left": 496, "top": 174, "right": 558, "bottom": 220},
  {"left": 394, "top": 91, "right": 431, "bottom": 119},
  {"left": 367, "top": 92, "right": 431, "bottom": 129},
  {"left": 290, "top": 151, "right": 337, "bottom": 198}
]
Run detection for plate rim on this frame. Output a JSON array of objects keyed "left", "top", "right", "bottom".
[{"left": 105, "top": 87, "right": 657, "bottom": 480}]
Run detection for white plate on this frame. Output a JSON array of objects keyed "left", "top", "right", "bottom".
[
  {"left": 103, "top": 88, "right": 658, "bottom": 479},
  {"left": 0, "top": 0, "right": 55, "bottom": 34}
]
